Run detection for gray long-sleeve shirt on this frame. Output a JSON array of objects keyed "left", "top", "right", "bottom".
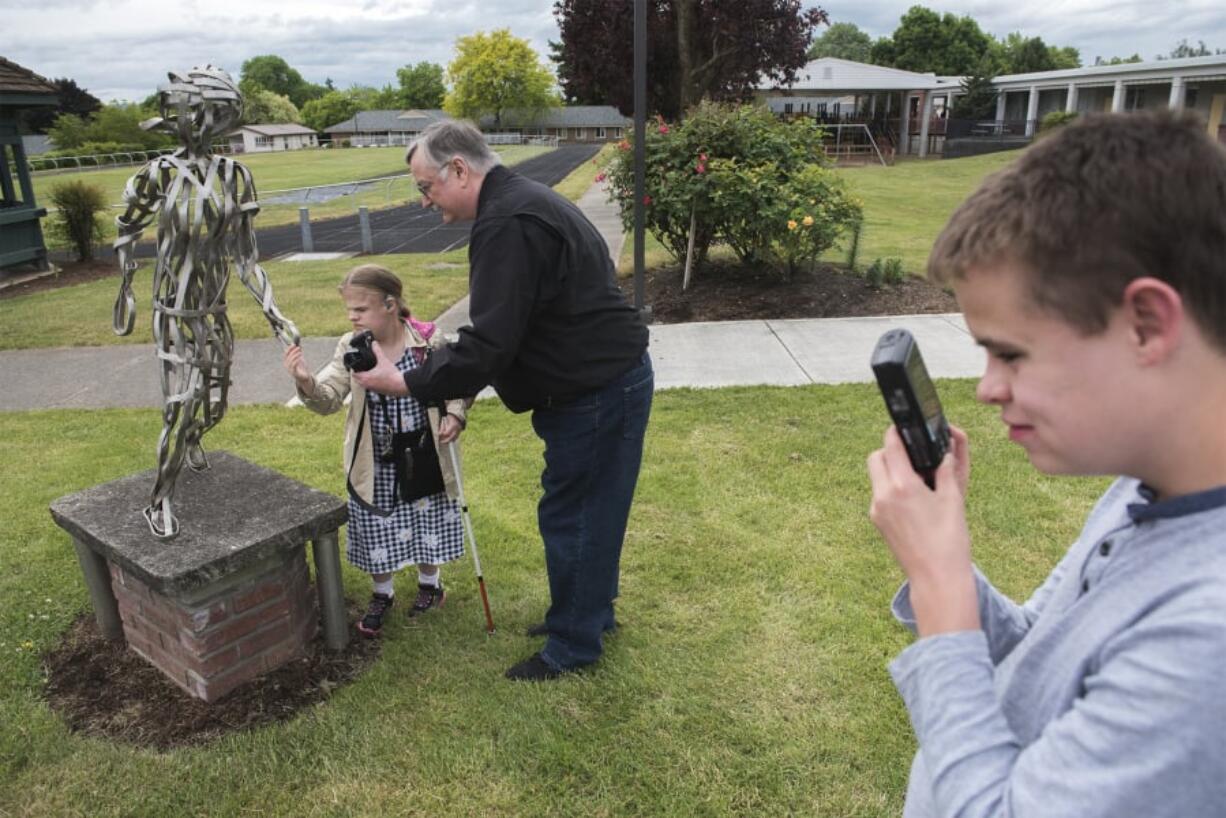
[{"left": 889, "top": 477, "right": 1226, "bottom": 817}]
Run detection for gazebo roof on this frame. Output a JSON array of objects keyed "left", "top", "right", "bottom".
[{"left": 0, "top": 57, "right": 58, "bottom": 104}]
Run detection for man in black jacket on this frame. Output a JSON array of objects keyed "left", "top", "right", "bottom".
[{"left": 355, "top": 120, "right": 652, "bottom": 681}]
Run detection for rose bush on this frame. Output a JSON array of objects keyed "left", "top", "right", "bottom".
[{"left": 605, "top": 102, "right": 862, "bottom": 279}]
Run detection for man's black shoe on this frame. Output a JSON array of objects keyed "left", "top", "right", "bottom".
[{"left": 504, "top": 652, "right": 567, "bottom": 681}]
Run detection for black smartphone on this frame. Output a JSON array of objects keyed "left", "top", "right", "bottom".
[{"left": 870, "top": 328, "right": 950, "bottom": 489}]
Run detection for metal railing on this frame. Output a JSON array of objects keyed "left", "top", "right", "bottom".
[
  {"left": 341, "top": 133, "right": 560, "bottom": 149},
  {"left": 27, "top": 145, "right": 234, "bottom": 174},
  {"left": 944, "top": 118, "right": 1035, "bottom": 139}
]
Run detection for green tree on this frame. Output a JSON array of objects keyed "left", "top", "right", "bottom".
[
  {"left": 990, "top": 32, "right": 1079, "bottom": 74},
  {"left": 299, "top": 86, "right": 400, "bottom": 132},
  {"left": 1007, "top": 34, "right": 1058, "bottom": 73},
  {"left": 242, "top": 89, "right": 301, "bottom": 124},
  {"left": 396, "top": 62, "right": 447, "bottom": 108},
  {"left": 445, "top": 29, "right": 559, "bottom": 129},
  {"left": 240, "top": 55, "right": 322, "bottom": 108},
  {"left": 806, "top": 22, "right": 872, "bottom": 62},
  {"left": 92, "top": 104, "right": 162, "bottom": 148},
  {"left": 301, "top": 90, "right": 359, "bottom": 132},
  {"left": 48, "top": 113, "right": 89, "bottom": 150},
  {"left": 952, "top": 62, "right": 997, "bottom": 119},
  {"left": 872, "top": 6, "right": 993, "bottom": 75},
  {"left": 1048, "top": 46, "right": 1080, "bottom": 69}
]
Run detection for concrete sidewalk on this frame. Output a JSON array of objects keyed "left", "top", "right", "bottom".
[
  {"left": 0, "top": 179, "right": 983, "bottom": 413},
  {"left": 0, "top": 314, "right": 980, "bottom": 412}
]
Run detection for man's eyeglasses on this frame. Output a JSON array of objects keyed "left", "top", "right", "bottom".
[{"left": 415, "top": 163, "right": 450, "bottom": 197}]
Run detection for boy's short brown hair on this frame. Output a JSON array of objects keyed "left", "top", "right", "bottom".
[{"left": 928, "top": 110, "right": 1226, "bottom": 351}]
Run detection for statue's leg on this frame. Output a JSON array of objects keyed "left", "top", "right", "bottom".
[{"left": 146, "top": 282, "right": 206, "bottom": 538}]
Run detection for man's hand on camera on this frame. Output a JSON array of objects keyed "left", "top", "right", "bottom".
[{"left": 352, "top": 340, "right": 410, "bottom": 397}]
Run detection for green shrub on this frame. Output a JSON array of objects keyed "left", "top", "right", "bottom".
[
  {"left": 48, "top": 181, "right": 108, "bottom": 261},
  {"left": 883, "top": 257, "right": 905, "bottom": 285},
  {"left": 1039, "top": 110, "right": 1078, "bottom": 134},
  {"left": 865, "top": 258, "right": 884, "bottom": 289},
  {"left": 606, "top": 102, "right": 862, "bottom": 279}
]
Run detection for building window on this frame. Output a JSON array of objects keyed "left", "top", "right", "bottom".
[
  {"left": 255, "top": 136, "right": 273, "bottom": 147},
  {"left": 784, "top": 103, "right": 794, "bottom": 114},
  {"left": 596, "top": 127, "right": 607, "bottom": 138},
  {"left": 1125, "top": 87, "right": 1146, "bottom": 110}
]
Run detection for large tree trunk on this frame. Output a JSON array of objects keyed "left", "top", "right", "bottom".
[{"left": 675, "top": 0, "right": 698, "bottom": 116}]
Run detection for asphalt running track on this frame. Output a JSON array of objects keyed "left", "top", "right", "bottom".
[{"left": 127, "top": 143, "right": 603, "bottom": 259}]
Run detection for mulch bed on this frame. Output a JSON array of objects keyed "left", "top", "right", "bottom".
[
  {"left": 42, "top": 605, "right": 381, "bottom": 751},
  {"left": 0, "top": 258, "right": 120, "bottom": 300},
  {"left": 625, "top": 260, "right": 959, "bottom": 323}
]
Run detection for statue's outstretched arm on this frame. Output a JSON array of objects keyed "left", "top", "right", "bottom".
[
  {"left": 112, "top": 162, "right": 162, "bottom": 336},
  {"left": 230, "top": 161, "right": 301, "bottom": 346}
]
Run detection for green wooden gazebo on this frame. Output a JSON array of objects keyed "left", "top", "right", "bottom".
[{"left": 0, "top": 57, "right": 58, "bottom": 272}]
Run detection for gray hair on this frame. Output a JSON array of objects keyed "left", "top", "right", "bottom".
[{"left": 406, "top": 120, "right": 501, "bottom": 173}]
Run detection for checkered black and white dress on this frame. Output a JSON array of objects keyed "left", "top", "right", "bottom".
[{"left": 346, "top": 347, "right": 464, "bottom": 575}]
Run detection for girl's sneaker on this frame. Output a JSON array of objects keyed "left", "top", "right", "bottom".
[
  {"left": 408, "top": 581, "right": 445, "bottom": 617},
  {"left": 357, "top": 592, "right": 394, "bottom": 637}
]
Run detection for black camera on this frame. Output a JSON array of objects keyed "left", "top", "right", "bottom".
[
  {"left": 343, "top": 330, "right": 377, "bottom": 372},
  {"left": 871, "top": 328, "right": 950, "bottom": 489}
]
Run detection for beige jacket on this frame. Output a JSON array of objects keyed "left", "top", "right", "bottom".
[{"left": 296, "top": 323, "right": 467, "bottom": 505}]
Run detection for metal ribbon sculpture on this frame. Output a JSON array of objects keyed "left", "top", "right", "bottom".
[{"left": 113, "top": 66, "right": 300, "bottom": 539}]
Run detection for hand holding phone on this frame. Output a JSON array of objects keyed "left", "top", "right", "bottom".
[{"left": 871, "top": 329, "right": 951, "bottom": 489}]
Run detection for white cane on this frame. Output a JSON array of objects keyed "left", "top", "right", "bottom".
[{"left": 446, "top": 439, "right": 495, "bottom": 634}]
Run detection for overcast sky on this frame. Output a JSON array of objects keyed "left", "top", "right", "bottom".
[{"left": 4, "top": 0, "right": 1225, "bottom": 103}]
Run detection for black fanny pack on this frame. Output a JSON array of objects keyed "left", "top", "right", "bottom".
[
  {"left": 347, "top": 396, "right": 446, "bottom": 517},
  {"left": 389, "top": 427, "right": 445, "bottom": 503}
]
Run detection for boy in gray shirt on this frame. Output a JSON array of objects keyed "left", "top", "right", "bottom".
[{"left": 867, "top": 110, "right": 1226, "bottom": 816}]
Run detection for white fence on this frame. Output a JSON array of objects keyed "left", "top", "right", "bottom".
[
  {"left": 27, "top": 145, "right": 234, "bottom": 174},
  {"left": 346, "top": 132, "right": 559, "bottom": 149}
]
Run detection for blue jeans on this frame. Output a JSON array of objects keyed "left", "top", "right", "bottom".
[{"left": 531, "top": 353, "right": 653, "bottom": 670}]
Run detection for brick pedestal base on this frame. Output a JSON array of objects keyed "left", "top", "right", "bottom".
[
  {"left": 110, "top": 550, "right": 317, "bottom": 702},
  {"left": 50, "top": 451, "right": 349, "bottom": 704}
]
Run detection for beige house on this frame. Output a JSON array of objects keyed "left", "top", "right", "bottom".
[{"left": 225, "top": 124, "right": 319, "bottom": 153}]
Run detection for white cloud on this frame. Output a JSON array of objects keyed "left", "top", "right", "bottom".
[{"left": 5, "top": 0, "right": 1225, "bottom": 102}]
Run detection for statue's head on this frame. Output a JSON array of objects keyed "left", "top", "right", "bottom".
[{"left": 142, "top": 66, "right": 242, "bottom": 146}]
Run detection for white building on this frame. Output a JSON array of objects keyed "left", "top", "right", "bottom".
[
  {"left": 758, "top": 55, "right": 1226, "bottom": 158},
  {"left": 225, "top": 124, "right": 319, "bottom": 153}
]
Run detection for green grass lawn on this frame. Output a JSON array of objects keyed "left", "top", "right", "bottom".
[
  {"left": 828, "top": 152, "right": 1022, "bottom": 274},
  {"left": 0, "top": 253, "right": 470, "bottom": 351},
  {"left": 0, "top": 382, "right": 1107, "bottom": 817},
  {"left": 36, "top": 145, "right": 551, "bottom": 247}
]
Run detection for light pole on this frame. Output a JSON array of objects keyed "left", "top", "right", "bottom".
[{"left": 633, "top": 0, "right": 647, "bottom": 316}]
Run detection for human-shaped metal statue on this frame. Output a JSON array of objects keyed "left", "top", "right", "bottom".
[{"left": 112, "top": 66, "right": 300, "bottom": 539}]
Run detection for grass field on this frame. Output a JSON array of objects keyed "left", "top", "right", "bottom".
[
  {"left": 0, "top": 382, "right": 1106, "bottom": 817},
  {"left": 36, "top": 144, "right": 552, "bottom": 245},
  {"left": 0, "top": 253, "right": 470, "bottom": 351}
]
